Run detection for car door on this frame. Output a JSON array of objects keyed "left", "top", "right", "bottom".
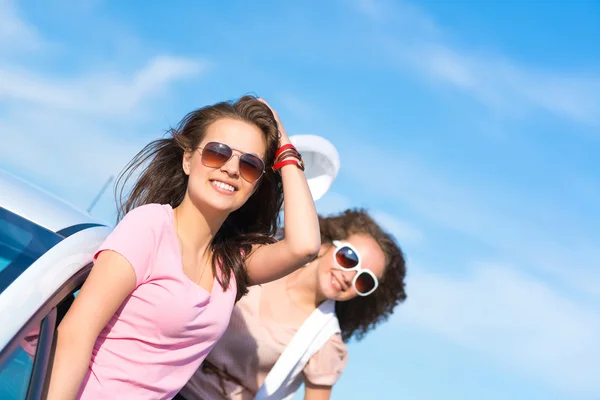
[{"left": 0, "top": 225, "right": 111, "bottom": 399}]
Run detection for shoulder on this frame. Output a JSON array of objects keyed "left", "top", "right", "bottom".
[
  {"left": 96, "top": 204, "right": 172, "bottom": 286},
  {"left": 318, "top": 333, "right": 348, "bottom": 361},
  {"left": 302, "top": 333, "right": 348, "bottom": 386},
  {"left": 117, "top": 204, "right": 172, "bottom": 232},
  {"left": 102, "top": 204, "right": 172, "bottom": 254},
  {"left": 122, "top": 203, "right": 171, "bottom": 222}
]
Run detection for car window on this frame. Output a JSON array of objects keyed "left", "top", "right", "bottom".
[
  {"left": 0, "top": 218, "right": 32, "bottom": 273},
  {"left": 0, "top": 291, "right": 77, "bottom": 400},
  {"left": 0, "top": 208, "right": 62, "bottom": 294},
  {"left": 0, "top": 323, "right": 41, "bottom": 400}
]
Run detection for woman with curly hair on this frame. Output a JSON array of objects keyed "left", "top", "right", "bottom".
[
  {"left": 46, "top": 96, "right": 321, "bottom": 399},
  {"left": 176, "top": 209, "right": 407, "bottom": 400}
]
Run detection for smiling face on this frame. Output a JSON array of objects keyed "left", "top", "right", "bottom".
[
  {"left": 316, "top": 233, "right": 387, "bottom": 302},
  {"left": 182, "top": 118, "right": 266, "bottom": 215}
]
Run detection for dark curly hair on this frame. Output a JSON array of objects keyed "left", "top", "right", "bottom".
[
  {"left": 319, "top": 209, "right": 407, "bottom": 342},
  {"left": 114, "top": 95, "right": 283, "bottom": 301}
]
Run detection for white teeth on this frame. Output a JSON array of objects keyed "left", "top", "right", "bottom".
[{"left": 212, "top": 180, "right": 235, "bottom": 192}]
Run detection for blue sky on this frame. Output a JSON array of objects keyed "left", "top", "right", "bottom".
[{"left": 1, "top": 0, "right": 599, "bottom": 399}]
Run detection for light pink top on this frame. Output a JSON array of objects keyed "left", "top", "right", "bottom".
[
  {"left": 77, "top": 204, "right": 237, "bottom": 400},
  {"left": 180, "top": 280, "right": 348, "bottom": 399}
]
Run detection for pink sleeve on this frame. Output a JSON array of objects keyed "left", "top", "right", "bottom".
[
  {"left": 94, "top": 204, "right": 163, "bottom": 287},
  {"left": 302, "top": 333, "right": 349, "bottom": 387}
]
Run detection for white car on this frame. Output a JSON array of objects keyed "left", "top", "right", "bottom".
[
  {"left": 0, "top": 134, "right": 340, "bottom": 399},
  {"left": 0, "top": 169, "right": 111, "bottom": 399}
]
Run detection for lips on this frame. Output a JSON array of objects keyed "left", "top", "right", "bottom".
[
  {"left": 210, "top": 179, "right": 238, "bottom": 193},
  {"left": 330, "top": 272, "right": 347, "bottom": 292}
]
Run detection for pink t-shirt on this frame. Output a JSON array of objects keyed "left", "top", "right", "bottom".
[{"left": 77, "top": 204, "right": 237, "bottom": 400}]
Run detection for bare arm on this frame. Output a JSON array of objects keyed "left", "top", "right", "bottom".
[
  {"left": 245, "top": 100, "right": 321, "bottom": 285},
  {"left": 46, "top": 251, "right": 136, "bottom": 400},
  {"left": 304, "top": 383, "right": 333, "bottom": 400}
]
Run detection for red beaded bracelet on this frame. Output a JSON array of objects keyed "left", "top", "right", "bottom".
[
  {"left": 275, "top": 148, "right": 302, "bottom": 163},
  {"left": 275, "top": 144, "right": 296, "bottom": 159},
  {"left": 272, "top": 158, "right": 305, "bottom": 172}
]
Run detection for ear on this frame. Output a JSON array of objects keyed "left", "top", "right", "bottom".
[{"left": 182, "top": 149, "right": 193, "bottom": 175}]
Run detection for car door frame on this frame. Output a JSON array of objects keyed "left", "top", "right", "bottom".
[{"left": 0, "top": 225, "right": 111, "bottom": 399}]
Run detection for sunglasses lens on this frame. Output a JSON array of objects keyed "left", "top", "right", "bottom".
[
  {"left": 202, "top": 142, "right": 232, "bottom": 168},
  {"left": 355, "top": 271, "right": 376, "bottom": 295},
  {"left": 335, "top": 246, "right": 359, "bottom": 270},
  {"left": 239, "top": 154, "right": 265, "bottom": 182}
]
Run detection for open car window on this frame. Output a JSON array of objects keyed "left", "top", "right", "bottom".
[
  {"left": 0, "top": 327, "right": 38, "bottom": 400},
  {"left": 0, "top": 294, "right": 77, "bottom": 400},
  {"left": 0, "top": 215, "right": 110, "bottom": 400}
]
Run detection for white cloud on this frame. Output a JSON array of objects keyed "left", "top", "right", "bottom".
[
  {"left": 371, "top": 210, "right": 423, "bottom": 244},
  {"left": 399, "top": 43, "right": 600, "bottom": 124},
  {"left": 338, "top": 0, "right": 600, "bottom": 305},
  {"left": 315, "top": 191, "right": 354, "bottom": 216},
  {"left": 0, "top": 106, "right": 142, "bottom": 197},
  {"left": 353, "top": 0, "right": 440, "bottom": 37},
  {"left": 0, "top": 0, "right": 45, "bottom": 52},
  {"left": 0, "top": 54, "right": 206, "bottom": 212},
  {"left": 278, "top": 93, "right": 317, "bottom": 121},
  {"left": 0, "top": 56, "right": 206, "bottom": 116},
  {"left": 400, "top": 264, "right": 600, "bottom": 397},
  {"left": 351, "top": 0, "right": 600, "bottom": 125},
  {"left": 0, "top": 2, "right": 206, "bottom": 222},
  {"left": 314, "top": 193, "right": 422, "bottom": 248},
  {"left": 337, "top": 139, "right": 600, "bottom": 300},
  {"left": 354, "top": 0, "right": 386, "bottom": 22}
]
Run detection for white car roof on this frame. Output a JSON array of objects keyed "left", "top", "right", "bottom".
[{"left": 0, "top": 169, "right": 104, "bottom": 233}]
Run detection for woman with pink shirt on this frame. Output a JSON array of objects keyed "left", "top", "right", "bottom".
[
  {"left": 176, "top": 209, "right": 407, "bottom": 400},
  {"left": 46, "top": 96, "right": 321, "bottom": 400}
]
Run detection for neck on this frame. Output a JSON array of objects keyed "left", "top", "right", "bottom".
[
  {"left": 286, "top": 261, "right": 327, "bottom": 311},
  {"left": 174, "top": 195, "right": 228, "bottom": 254}
]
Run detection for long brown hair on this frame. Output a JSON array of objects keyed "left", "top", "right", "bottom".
[
  {"left": 319, "top": 209, "right": 407, "bottom": 341},
  {"left": 114, "top": 95, "right": 283, "bottom": 300}
]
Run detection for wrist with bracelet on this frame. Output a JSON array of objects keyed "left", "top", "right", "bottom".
[{"left": 272, "top": 144, "right": 305, "bottom": 172}]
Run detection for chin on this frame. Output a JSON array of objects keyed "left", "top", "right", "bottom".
[
  {"left": 208, "top": 199, "right": 244, "bottom": 214},
  {"left": 190, "top": 192, "right": 241, "bottom": 215},
  {"left": 319, "top": 283, "right": 337, "bottom": 301}
]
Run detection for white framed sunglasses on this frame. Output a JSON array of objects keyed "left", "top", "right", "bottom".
[{"left": 332, "top": 240, "right": 379, "bottom": 297}]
